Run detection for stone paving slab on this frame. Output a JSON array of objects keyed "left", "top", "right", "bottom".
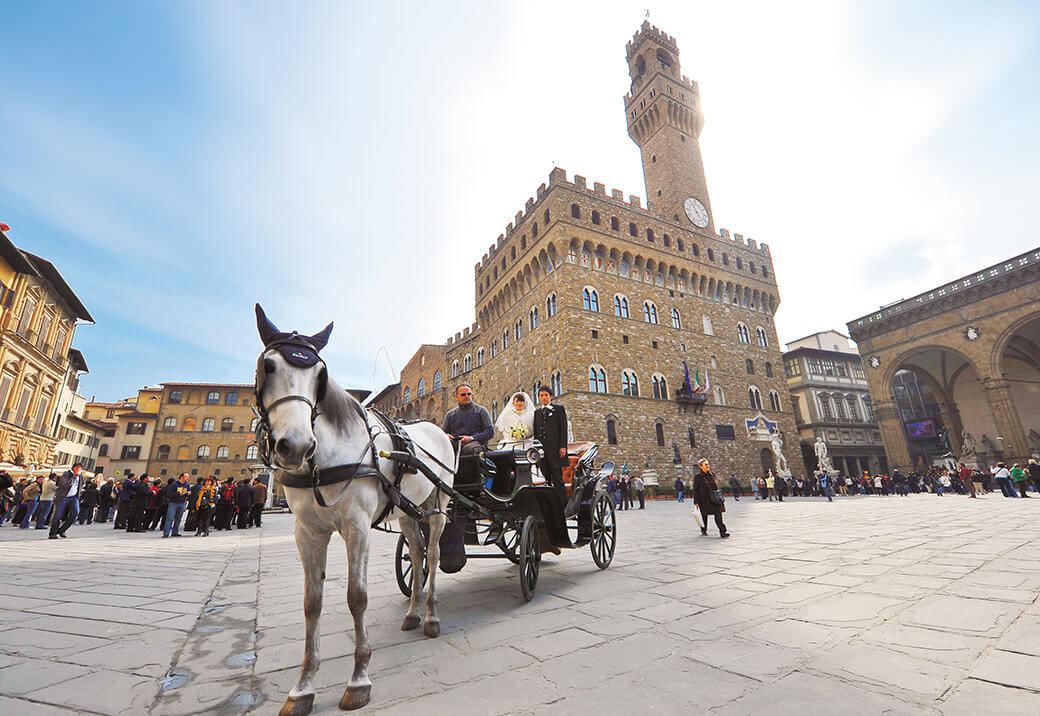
[{"left": 1, "top": 494, "right": 1039, "bottom": 714}]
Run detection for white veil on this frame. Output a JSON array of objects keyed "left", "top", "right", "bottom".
[{"left": 495, "top": 391, "right": 536, "bottom": 441}]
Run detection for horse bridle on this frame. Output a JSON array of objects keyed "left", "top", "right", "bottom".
[{"left": 253, "top": 335, "right": 383, "bottom": 508}]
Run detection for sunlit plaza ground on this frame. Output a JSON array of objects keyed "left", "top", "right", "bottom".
[{"left": 2, "top": 493, "right": 1040, "bottom": 715}]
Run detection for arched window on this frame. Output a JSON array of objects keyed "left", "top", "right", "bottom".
[
  {"left": 769, "top": 390, "right": 783, "bottom": 412},
  {"left": 749, "top": 386, "right": 763, "bottom": 410},
  {"left": 663, "top": 234, "right": 671, "bottom": 247},
  {"left": 250, "top": 417, "right": 260, "bottom": 432},
  {"left": 692, "top": 243, "right": 700, "bottom": 256},
  {"left": 583, "top": 287, "right": 599, "bottom": 312},
  {"left": 746, "top": 359, "right": 754, "bottom": 375},
  {"left": 610, "top": 216, "right": 619, "bottom": 231},
  {"left": 702, "top": 316, "right": 713, "bottom": 335},
  {"left": 756, "top": 326, "right": 769, "bottom": 347},
  {"left": 736, "top": 257, "right": 743, "bottom": 270},
  {"left": 403, "top": 386, "right": 411, "bottom": 402},
  {"left": 614, "top": 295, "right": 629, "bottom": 318},
  {"left": 418, "top": 378, "right": 426, "bottom": 398},
  {"left": 546, "top": 292, "right": 557, "bottom": 318},
  {"left": 671, "top": 308, "right": 681, "bottom": 329},
  {"left": 529, "top": 306, "right": 539, "bottom": 331},
  {"left": 710, "top": 354, "right": 718, "bottom": 369},
  {"left": 521, "top": 236, "right": 527, "bottom": 250},
  {"left": 202, "top": 418, "right": 215, "bottom": 432},
  {"left": 514, "top": 319, "right": 523, "bottom": 341},
  {"left": 246, "top": 445, "right": 258, "bottom": 460},
  {"left": 643, "top": 301, "right": 658, "bottom": 324},
  {"left": 707, "top": 248, "right": 715, "bottom": 261},
  {"left": 197, "top": 445, "right": 211, "bottom": 459},
  {"left": 749, "top": 261, "right": 756, "bottom": 274},
  {"left": 463, "top": 354, "right": 473, "bottom": 372},
  {"left": 157, "top": 444, "right": 171, "bottom": 461},
  {"left": 688, "top": 428, "right": 696, "bottom": 448},
  {"left": 629, "top": 222, "right": 638, "bottom": 237},
  {"left": 571, "top": 203, "right": 581, "bottom": 218},
  {"left": 647, "top": 228, "right": 655, "bottom": 242},
  {"left": 606, "top": 418, "right": 618, "bottom": 445},
  {"left": 502, "top": 329, "right": 510, "bottom": 349},
  {"left": 544, "top": 209, "right": 549, "bottom": 224},
  {"left": 433, "top": 370, "right": 442, "bottom": 391},
  {"left": 591, "top": 210, "right": 600, "bottom": 225},
  {"left": 622, "top": 371, "right": 639, "bottom": 397},
  {"left": 765, "top": 362, "right": 773, "bottom": 378},
  {"left": 163, "top": 417, "right": 176, "bottom": 431},
  {"left": 677, "top": 239, "right": 684, "bottom": 252},
  {"left": 491, "top": 340, "right": 498, "bottom": 359},
  {"left": 652, "top": 374, "right": 668, "bottom": 399},
  {"left": 476, "top": 348, "right": 485, "bottom": 367},
  {"left": 217, "top": 445, "right": 230, "bottom": 459},
  {"left": 846, "top": 395, "right": 859, "bottom": 420},
  {"left": 221, "top": 417, "right": 234, "bottom": 432},
  {"left": 451, "top": 361, "right": 459, "bottom": 379},
  {"left": 655, "top": 422, "right": 665, "bottom": 446},
  {"left": 551, "top": 371, "right": 562, "bottom": 397},
  {"left": 722, "top": 253, "right": 729, "bottom": 266},
  {"left": 714, "top": 386, "right": 725, "bottom": 405},
  {"left": 588, "top": 365, "right": 608, "bottom": 393},
  {"left": 737, "top": 322, "right": 750, "bottom": 343}
]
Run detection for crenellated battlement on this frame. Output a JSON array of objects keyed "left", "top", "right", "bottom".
[
  {"left": 623, "top": 75, "right": 697, "bottom": 107},
  {"left": 626, "top": 20, "right": 677, "bottom": 58},
  {"left": 472, "top": 166, "right": 771, "bottom": 275},
  {"left": 445, "top": 321, "right": 480, "bottom": 347}
]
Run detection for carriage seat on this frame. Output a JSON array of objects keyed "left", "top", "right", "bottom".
[{"left": 455, "top": 451, "right": 498, "bottom": 494}]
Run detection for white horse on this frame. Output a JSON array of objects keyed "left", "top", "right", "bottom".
[{"left": 253, "top": 305, "right": 453, "bottom": 715}]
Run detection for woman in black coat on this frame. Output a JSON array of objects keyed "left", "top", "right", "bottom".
[
  {"left": 77, "top": 480, "right": 99, "bottom": 524},
  {"left": 693, "top": 458, "right": 729, "bottom": 538}
]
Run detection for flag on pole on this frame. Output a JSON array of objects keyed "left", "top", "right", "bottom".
[
  {"left": 682, "top": 361, "right": 693, "bottom": 395},
  {"left": 0, "top": 223, "right": 10, "bottom": 233}
]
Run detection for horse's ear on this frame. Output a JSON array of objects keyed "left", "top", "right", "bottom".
[
  {"left": 255, "top": 303, "right": 280, "bottom": 345},
  {"left": 309, "top": 322, "right": 333, "bottom": 352}
]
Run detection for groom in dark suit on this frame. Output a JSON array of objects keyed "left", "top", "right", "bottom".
[{"left": 534, "top": 386, "right": 568, "bottom": 501}]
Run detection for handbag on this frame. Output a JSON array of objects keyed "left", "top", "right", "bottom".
[{"left": 710, "top": 489, "right": 725, "bottom": 505}]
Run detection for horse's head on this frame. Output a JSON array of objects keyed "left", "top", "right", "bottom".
[{"left": 254, "top": 303, "right": 333, "bottom": 472}]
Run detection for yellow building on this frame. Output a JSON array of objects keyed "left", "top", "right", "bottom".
[{"left": 0, "top": 227, "right": 93, "bottom": 466}]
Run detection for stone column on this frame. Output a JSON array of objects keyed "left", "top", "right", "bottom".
[
  {"left": 980, "top": 377, "right": 1029, "bottom": 462},
  {"left": 874, "top": 399, "right": 911, "bottom": 472}
]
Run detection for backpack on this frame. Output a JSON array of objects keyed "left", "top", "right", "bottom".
[{"left": 221, "top": 484, "right": 236, "bottom": 503}]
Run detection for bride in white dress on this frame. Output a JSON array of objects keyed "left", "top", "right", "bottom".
[{"left": 494, "top": 391, "right": 543, "bottom": 483}]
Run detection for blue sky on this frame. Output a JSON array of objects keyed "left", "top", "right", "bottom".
[{"left": 1, "top": 1, "right": 1038, "bottom": 401}]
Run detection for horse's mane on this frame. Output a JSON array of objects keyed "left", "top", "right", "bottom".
[{"left": 318, "top": 373, "right": 364, "bottom": 430}]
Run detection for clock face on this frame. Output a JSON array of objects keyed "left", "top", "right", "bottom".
[{"left": 684, "top": 197, "right": 709, "bottom": 228}]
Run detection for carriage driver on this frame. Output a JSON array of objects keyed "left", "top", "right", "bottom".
[{"left": 442, "top": 383, "right": 494, "bottom": 457}]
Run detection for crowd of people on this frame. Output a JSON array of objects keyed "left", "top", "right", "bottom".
[{"left": 0, "top": 465, "right": 269, "bottom": 539}]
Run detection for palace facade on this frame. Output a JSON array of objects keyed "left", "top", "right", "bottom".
[{"left": 386, "top": 23, "right": 799, "bottom": 480}]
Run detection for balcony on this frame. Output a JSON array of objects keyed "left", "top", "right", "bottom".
[{"left": 675, "top": 388, "right": 708, "bottom": 414}]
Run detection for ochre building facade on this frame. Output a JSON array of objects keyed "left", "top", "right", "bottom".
[{"left": 426, "top": 23, "right": 799, "bottom": 481}]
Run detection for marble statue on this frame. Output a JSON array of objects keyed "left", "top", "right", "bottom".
[
  {"left": 771, "top": 431, "right": 789, "bottom": 474},
  {"left": 981, "top": 434, "right": 999, "bottom": 455},
  {"left": 960, "top": 430, "right": 977, "bottom": 458},
  {"left": 814, "top": 436, "right": 834, "bottom": 473}
]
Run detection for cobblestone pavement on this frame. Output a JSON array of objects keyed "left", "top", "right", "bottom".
[{"left": 2, "top": 493, "right": 1040, "bottom": 714}]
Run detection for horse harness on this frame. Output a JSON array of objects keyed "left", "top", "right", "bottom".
[{"left": 253, "top": 334, "right": 437, "bottom": 525}]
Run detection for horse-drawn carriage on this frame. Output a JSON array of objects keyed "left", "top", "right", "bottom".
[{"left": 393, "top": 439, "right": 617, "bottom": 601}]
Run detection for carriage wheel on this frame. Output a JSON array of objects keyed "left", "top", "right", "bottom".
[
  {"left": 495, "top": 524, "right": 521, "bottom": 564},
  {"left": 518, "top": 515, "right": 540, "bottom": 602},
  {"left": 395, "top": 532, "right": 428, "bottom": 598},
  {"left": 590, "top": 491, "right": 616, "bottom": 569}
]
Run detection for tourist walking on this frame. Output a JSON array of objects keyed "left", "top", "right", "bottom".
[
  {"left": 97, "top": 478, "right": 115, "bottom": 522},
  {"left": 77, "top": 480, "right": 99, "bottom": 524},
  {"left": 728, "top": 474, "right": 741, "bottom": 501},
  {"left": 992, "top": 463, "right": 1016, "bottom": 497},
  {"left": 34, "top": 474, "right": 57, "bottom": 529},
  {"left": 1010, "top": 463, "right": 1030, "bottom": 497},
  {"left": 215, "top": 478, "right": 236, "bottom": 530},
  {"left": 619, "top": 474, "right": 632, "bottom": 510},
  {"left": 819, "top": 470, "right": 833, "bottom": 502},
  {"left": 633, "top": 474, "right": 645, "bottom": 509},
  {"left": 17, "top": 476, "right": 44, "bottom": 528},
  {"left": 692, "top": 458, "right": 729, "bottom": 538},
  {"left": 48, "top": 464, "right": 85, "bottom": 539},
  {"left": 959, "top": 463, "right": 976, "bottom": 498},
  {"left": 765, "top": 473, "right": 775, "bottom": 501},
  {"left": 235, "top": 479, "right": 254, "bottom": 528},
  {"left": 674, "top": 476, "right": 684, "bottom": 503}
]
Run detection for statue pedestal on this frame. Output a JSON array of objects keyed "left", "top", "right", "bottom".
[{"left": 778, "top": 470, "right": 793, "bottom": 480}]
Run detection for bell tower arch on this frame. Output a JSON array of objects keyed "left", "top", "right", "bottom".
[{"left": 624, "top": 22, "right": 714, "bottom": 232}]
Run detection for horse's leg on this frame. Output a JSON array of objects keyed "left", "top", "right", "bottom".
[
  {"left": 339, "top": 518, "right": 373, "bottom": 711},
  {"left": 422, "top": 500, "right": 448, "bottom": 638},
  {"left": 280, "top": 521, "right": 331, "bottom": 716},
  {"left": 399, "top": 515, "right": 425, "bottom": 631}
]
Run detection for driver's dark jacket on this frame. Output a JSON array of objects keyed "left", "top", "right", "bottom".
[{"left": 442, "top": 404, "right": 493, "bottom": 446}]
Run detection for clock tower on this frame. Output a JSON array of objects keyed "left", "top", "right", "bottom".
[{"left": 624, "top": 22, "right": 715, "bottom": 233}]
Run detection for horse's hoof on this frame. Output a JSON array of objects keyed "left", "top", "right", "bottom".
[
  {"left": 401, "top": 614, "right": 421, "bottom": 631},
  {"left": 423, "top": 620, "right": 440, "bottom": 638},
  {"left": 278, "top": 693, "right": 314, "bottom": 716},
  {"left": 339, "top": 684, "right": 371, "bottom": 711}
]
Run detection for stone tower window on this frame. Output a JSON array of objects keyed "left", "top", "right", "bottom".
[
  {"left": 749, "top": 386, "right": 763, "bottom": 410},
  {"left": 643, "top": 301, "right": 658, "bottom": 324},
  {"left": 656, "top": 49, "right": 673, "bottom": 67},
  {"left": 463, "top": 354, "right": 473, "bottom": 373},
  {"left": 611, "top": 217, "right": 619, "bottom": 231},
  {"left": 614, "top": 294, "right": 629, "bottom": 318},
  {"left": 749, "top": 261, "right": 755, "bottom": 274},
  {"left": 737, "top": 322, "right": 750, "bottom": 343},
  {"left": 476, "top": 348, "right": 485, "bottom": 367},
  {"left": 606, "top": 418, "right": 618, "bottom": 445},
  {"left": 550, "top": 371, "right": 562, "bottom": 397},
  {"left": 770, "top": 390, "right": 783, "bottom": 412},
  {"left": 765, "top": 362, "right": 773, "bottom": 378},
  {"left": 629, "top": 222, "right": 638, "bottom": 237},
  {"left": 546, "top": 292, "right": 557, "bottom": 318},
  {"left": 622, "top": 371, "right": 639, "bottom": 397},
  {"left": 571, "top": 204, "right": 581, "bottom": 219},
  {"left": 692, "top": 244, "right": 699, "bottom": 256},
  {"left": 746, "top": 359, "right": 754, "bottom": 375},
  {"left": 588, "top": 366, "right": 608, "bottom": 393},
  {"left": 707, "top": 248, "right": 714, "bottom": 261},
  {"left": 433, "top": 370, "right": 442, "bottom": 391},
  {"left": 591, "top": 210, "right": 601, "bottom": 225},
  {"left": 655, "top": 422, "right": 665, "bottom": 446},
  {"left": 451, "top": 361, "right": 459, "bottom": 379},
  {"left": 582, "top": 287, "right": 599, "bottom": 312},
  {"left": 702, "top": 316, "right": 713, "bottom": 335},
  {"left": 544, "top": 209, "right": 550, "bottom": 225},
  {"left": 722, "top": 253, "right": 729, "bottom": 266},
  {"left": 671, "top": 308, "right": 681, "bottom": 329},
  {"left": 652, "top": 374, "right": 668, "bottom": 400},
  {"left": 755, "top": 326, "right": 769, "bottom": 347},
  {"left": 647, "top": 229, "right": 655, "bottom": 242}
]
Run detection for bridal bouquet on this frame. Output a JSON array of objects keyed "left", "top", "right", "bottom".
[{"left": 509, "top": 423, "right": 529, "bottom": 440}]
